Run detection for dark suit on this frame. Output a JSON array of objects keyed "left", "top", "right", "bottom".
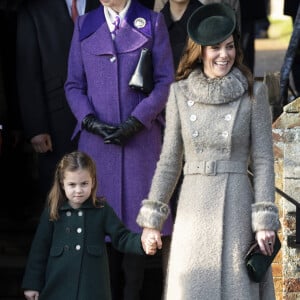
[
  {"left": 284, "top": 0, "right": 300, "bottom": 95},
  {"left": 161, "top": 0, "right": 202, "bottom": 70},
  {"left": 138, "top": 0, "right": 154, "bottom": 9},
  {"left": 1, "top": 6, "right": 21, "bottom": 134},
  {"left": 0, "top": 46, "right": 7, "bottom": 130},
  {"left": 240, "top": 0, "right": 268, "bottom": 73},
  {"left": 0, "top": 4, "right": 39, "bottom": 221},
  {"left": 16, "top": 0, "right": 99, "bottom": 205},
  {"left": 284, "top": 0, "right": 300, "bottom": 17}
]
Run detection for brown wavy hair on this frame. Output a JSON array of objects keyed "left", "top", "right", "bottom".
[{"left": 176, "top": 30, "right": 254, "bottom": 97}]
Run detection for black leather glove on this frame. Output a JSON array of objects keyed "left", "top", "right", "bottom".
[
  {"left": 82, "top": 114, "right": 117, "bottom": 139},
  {"left": 104, "top": 116, "right": 144, "bottom": 146}
]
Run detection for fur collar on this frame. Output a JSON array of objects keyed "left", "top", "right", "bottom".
[{"left": 177, "top": 67, "right": 248, "bottom": 105}]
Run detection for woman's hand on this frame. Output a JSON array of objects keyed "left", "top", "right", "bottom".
[
  {"left": 141, "top": 227, "right": 162, "bottom": 254},
  {"left": 24, "top": 290, "right": 39, "bottom": 300},
  {"left": 255, "top": 230, "right": 276, "bottom": 256},
  {"left": 31, "top": 134, "right": 53, "bottom": 153},
  {"left": 143, "top": 235, "right": 158, "bottom": 255}
]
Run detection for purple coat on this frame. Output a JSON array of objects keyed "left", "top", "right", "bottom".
[{"left": 65, "top": 1, "right": 174, "bottom": 234}]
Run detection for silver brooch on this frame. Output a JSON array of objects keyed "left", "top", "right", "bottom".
[{"left": 134, "top": 17, "right": 146, "bottom": 29}]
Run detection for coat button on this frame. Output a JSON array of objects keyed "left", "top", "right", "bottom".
[
  {"left": 110, "top": 56, "right": 116, "bottom": 63},
  {"left": 225, "top": 114, "right": 232, "bottom": 121},
  {"left": 78, "top": 211, "right": 83, "bottom": 216},
  {"left": 192, "top": 130, "right": 199, "bottom": 137},
  {"left": 66, "top": 211, "right": 72, "bottom": 217},
  {"left": 187, "top": 100, "right": 194, "bottom": 107},
  {"left": 190, "top": 114, "right": 197, "bottom": 122},
  {"left": 75, "top": 245, "right": 81, "bottom": 251},
  {"left": 222, "top": 131, "right": 229, "bottom": 138},
  {"left": 77, "top": 228, "right": 82, "bottom": 234},
  {"left": 64, "top": 245, "right": 70, "bottom": 251}
]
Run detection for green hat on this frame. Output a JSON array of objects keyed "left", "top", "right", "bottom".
[{"left": 187, "top": 3, "right": 236, "bottom": 46}]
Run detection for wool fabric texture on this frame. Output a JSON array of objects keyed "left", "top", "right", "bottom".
[{"left": 137, "top": 67, "right": 280, "bottom": 299}]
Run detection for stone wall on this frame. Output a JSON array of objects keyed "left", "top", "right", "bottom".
[{"left": 272, "top": 98, "right": 300, "bottom": 300}]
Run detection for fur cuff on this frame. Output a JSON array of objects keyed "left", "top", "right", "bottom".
[
  {"left": 252, "top": 202, "right": 280, "bottom": 232},
  {"left": 136, "top": 199, "right": 170, "bottom": 231}
]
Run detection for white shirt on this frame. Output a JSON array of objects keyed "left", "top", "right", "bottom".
[
  {"left": 65, "top": 0, "right": 86, "bottom": 17},
  {"left": 104, "top": 0, "right": 131, "bottom": 34}
]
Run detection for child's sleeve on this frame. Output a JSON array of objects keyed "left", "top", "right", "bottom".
[{"left": 103, "top": 203, "right": 145, "bottom": 255}]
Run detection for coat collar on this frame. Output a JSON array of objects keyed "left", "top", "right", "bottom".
[
  {"left": 178, "top": 67, "right": 248, "bottom": 105},
  {"left": 59, "top": 198, "right": 95, "bottom": 211},
  {"left": 79, "top": 0, "right": 152, "bottom": 41}
]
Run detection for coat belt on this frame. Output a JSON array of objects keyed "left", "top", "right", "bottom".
[{"left": 183, "top": 160, "right": 248, "bottom": 176}]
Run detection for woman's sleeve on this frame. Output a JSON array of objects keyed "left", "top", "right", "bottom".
[
  {"left": 250, "top": 82, "right": 280, "bottom": 232},
  {"left": 64, "top": 16, "right": 94, "bottom": 126},
  {"left": 136, "top": 84, "right": 183, "bottom": 230}
]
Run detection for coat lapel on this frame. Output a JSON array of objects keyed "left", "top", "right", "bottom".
[
  {"left": 55, "top": 0, "right": 74, "bottom": 26},
  {"left": 125, "top": 0, "right": 152, "bottom": 38},
  {"left": 114, "top": 22, "right": 149, "bottom": 53},
  {"left": 81, "top": 23, "right": 115, "bottom": 55},
  {"left": 80, "top": 1, "right": 152, "bottom": 55}
]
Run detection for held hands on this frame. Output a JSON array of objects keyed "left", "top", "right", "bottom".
[
  {"left": 141, "top": 228, "right": 162, "bottom": 255},
  {"left": 104, "top": 116, "right": 144, "bottom": 146},
  {"left": 24, "top": 290, "right": 39, "bottom": 300},
  {"left": 143, "top": 235, "right": 158, "bottom": 255},
  {"left": 255, "top": 230, "right": 276, "bottom": 256}
]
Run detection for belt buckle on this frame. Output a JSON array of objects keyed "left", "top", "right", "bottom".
[{"left": 205, "top": 160, "right": 216, "bottom": 176}]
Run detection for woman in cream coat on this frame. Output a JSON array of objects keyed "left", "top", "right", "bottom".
[{"left": 137, "top": 3, "right": 280, "bottom": 300}]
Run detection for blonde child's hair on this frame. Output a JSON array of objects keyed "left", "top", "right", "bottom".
[{"left": 47, "top": 151, "right": 99, "bottom": 220}]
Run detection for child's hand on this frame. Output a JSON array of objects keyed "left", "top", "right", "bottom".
[
  {"left": 141, "top": 228, "right": 162, "bottom": 255},
  {"left": 24, "top": 290, "right": 39, "bottom": 300},
  {"left": 144, "top": 236, "right": 157, "bottom": 255}
]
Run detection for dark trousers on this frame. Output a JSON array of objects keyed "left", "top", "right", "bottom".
[
  {"left": 106, "top": 238, "right": 170, "bottom": 300},
  {"left": 241, "top": 21, "right": 255, "bottom": 73},
  {"left": 291, "top": 15, "right": 300, "bottom": 96},
  {"left": 106, "top": 243, "right": 146, "bottom": 300}
]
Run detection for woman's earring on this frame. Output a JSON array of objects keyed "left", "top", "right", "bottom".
[{"left": 198, "top": 57, "right": 202, "bottom": 63}]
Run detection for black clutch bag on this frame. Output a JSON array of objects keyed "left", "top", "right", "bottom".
[
  {"left": 245, "top": 234, "right": 281, "bottom": 283},
  {"left": 129, "top": 48, "right": 154, "bottom": 95}
]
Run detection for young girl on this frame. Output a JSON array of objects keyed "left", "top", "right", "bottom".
[{"left": 22, "top": 151, "right": 157, "bottom": 300}]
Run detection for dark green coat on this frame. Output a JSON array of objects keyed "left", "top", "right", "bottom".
[{"left": 22, "top": 199, "right": 144, "bottom": 299}]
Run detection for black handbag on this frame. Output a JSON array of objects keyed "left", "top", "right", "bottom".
[
  {"left": 245, "top": 233, "right": 281, "bottom": 283},
  {"left": 129, "top": 48, "right": 154, "bottom": 95}
]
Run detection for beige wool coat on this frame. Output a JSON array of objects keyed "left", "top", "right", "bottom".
[{"left": 137, "top": 67, "right": 280, "bottom": 300}]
